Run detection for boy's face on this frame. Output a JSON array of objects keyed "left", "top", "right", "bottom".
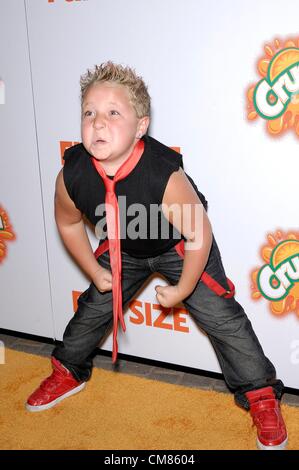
[{"left": 81, "top": 82, "right": 149, "bottom": 169}]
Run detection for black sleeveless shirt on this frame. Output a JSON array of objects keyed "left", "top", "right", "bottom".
[{"left": 63, "top": 135, "right": 208, "bottom": 258}]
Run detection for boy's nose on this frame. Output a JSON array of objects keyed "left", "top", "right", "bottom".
[{"left": 93, "top": 116, "right": 106, "bottom": 129}]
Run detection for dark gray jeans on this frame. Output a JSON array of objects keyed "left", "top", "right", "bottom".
[{"left": 53, "top": 237, "right": 283, "bottom": 409}]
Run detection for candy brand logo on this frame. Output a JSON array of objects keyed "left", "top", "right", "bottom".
[
  {"left": 0, "top": 207, "right": 16, "bottom": 263},
  {"left": 251, "top": 231, "right": 299, "bottom": 317},
  {"left": 72, "top": 291, "right": 190, "bottom": 333},
  {"left": 258, "top": 240, "right": 299, "bottom": 300},
  {"left": 247, "top": 38, "right": 299, "bottom": 137}
]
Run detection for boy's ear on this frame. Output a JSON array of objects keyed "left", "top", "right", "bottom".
[{"left": 137, "top": 116, "right": 150, "bottom": 137}]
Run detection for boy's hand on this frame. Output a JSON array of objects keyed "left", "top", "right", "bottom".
[
  {"left": 155, "top": 285, "right": 184, "bottom": 308},
  {"left": 92, "top": 266, "right": 113, "bottom": 293}
]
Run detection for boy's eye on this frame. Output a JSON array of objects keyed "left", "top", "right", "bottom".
[
  {"left": 83, "top": 110, "right": 94, "bottom": 117},
  {"left": 110, "top": 110, "right": 120, "bottom": 116}
]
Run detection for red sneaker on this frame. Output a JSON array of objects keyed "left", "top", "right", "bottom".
[
  {"left": 26, "top": 357, "right": 86, "bottom": 412},
  {"left": 246, "top": 386, "right": 288, "bottom": 450}
]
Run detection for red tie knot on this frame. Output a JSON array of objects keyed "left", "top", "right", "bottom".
[{"left": 105, "top": 178, "right": 115, "bottom": 193}]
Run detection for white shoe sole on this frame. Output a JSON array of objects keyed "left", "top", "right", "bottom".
[
  {"left": 25, "top": 382, "right": 86, "bottom": 412},
  {"left": 257, "top": 435, "right": 288, "bottom": 450}
]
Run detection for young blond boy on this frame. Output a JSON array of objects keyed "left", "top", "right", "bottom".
[{"left": 26, "top": 62, "right": 287, "bottom": 450}]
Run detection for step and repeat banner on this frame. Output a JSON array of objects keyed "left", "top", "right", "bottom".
[{"left": 1, "top": 0, "right": 299, "bottom": 388}]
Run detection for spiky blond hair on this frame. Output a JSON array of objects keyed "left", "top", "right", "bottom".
[{"left": 80, "top": 61, "right": 151, "bottom": 118}]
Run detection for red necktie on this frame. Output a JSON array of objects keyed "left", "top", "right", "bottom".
[{"left": 91, "top": 139, "right": 145, "bottom": 363}]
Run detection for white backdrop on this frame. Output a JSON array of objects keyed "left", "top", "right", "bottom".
[
  {"left": 1, "top": 0, "right": 299, "bottom": 388},
  {"left": 0, "top": 0, "right": 54, "bottom": 337}
]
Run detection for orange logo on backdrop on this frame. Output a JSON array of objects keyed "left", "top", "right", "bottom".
[
  {"left": 60, "top": 141, "right": 180, "bottom": 165},
  {"left": 0, "top": 207, "right": 16, "bottom": 263},
  {"left": 251, "top": 230, "right": 299, "bottom": 317},
  {"left": 72, "top": 291, "right": 189, "bottom": 333},
  {"left": 60, "top": 141, "right": 80, "bottom": 165},
  {"left": 246, "top": 37, "right": 299, "bottom": 138}
]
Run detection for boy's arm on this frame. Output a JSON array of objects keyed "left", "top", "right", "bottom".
[
  {"left": 54, "top": 169, "right": 104, "bottom": 281},
  {"left": 156, "top": 168, "right": 213, "bottom": 307}
]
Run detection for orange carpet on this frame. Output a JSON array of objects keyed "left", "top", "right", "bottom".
[{"left": 0, "top": 348, "right": 299, "bottom": 450}]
